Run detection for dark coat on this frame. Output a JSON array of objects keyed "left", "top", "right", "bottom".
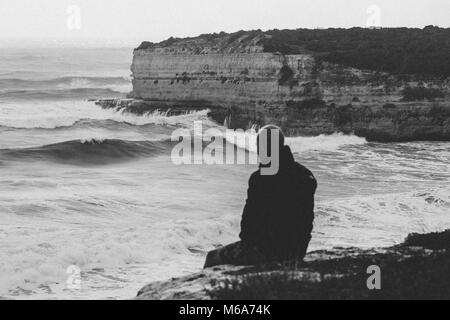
[{"left": 239, "top": 145, "right": 317, "bottom": 260}]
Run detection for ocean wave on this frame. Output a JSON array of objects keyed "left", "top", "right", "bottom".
[
  {"left": 2, "top": 185, "right": 449, "bottom": 298},
  {"left": 223, "top": 130, "right": 368, "bottom": 154},
  {"left": 0, "top": 213, "right": 239, "bottom": 298},
  {"left": 0, "top": 88, "right": 125, "bottom": 101},
  {"left": 286, "top": 133, "right": 368, "bottom": 153},
  {"left": 0, "top": 101, "right": 212, "bottom": 130},
  {"left": 0, "top": 139, "right": 172, "bottom": 165},
  {"left": 0, "top": 119, "right": 175, "bottom": 133},
  {"left": 313, "top": 186, "right": 450, "bottom": 250},
  {"left": 0, "top": 76, "right": 130, "bottom": 89}
]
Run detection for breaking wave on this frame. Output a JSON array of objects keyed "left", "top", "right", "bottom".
[
  {"left": 0, "top": 139, "right": 173, "bottom": 165},
  {"left": 0, "top": 76, "right": 130, "bottom": 90},
  {"left": 286, "top": 133, "right": 368, "bottom": 153},
  {"left": 1, "top": 46, "right": 449, "bottom": 300},
  {"left": 0, "top": 102, "right": 212, "bottom": 129},
  {"left": 224, "top": 129, "right": 368, "bottom": 154},
  {"left": 0, "top": 88, "right": 125, "bottom": 101},
  {"left": 313, "top": 186, "right": 450, "bottom": 249}
]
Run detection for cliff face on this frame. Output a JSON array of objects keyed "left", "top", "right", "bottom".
[{"left": 120, "top": 32, "right": 450, "bottom": 141}]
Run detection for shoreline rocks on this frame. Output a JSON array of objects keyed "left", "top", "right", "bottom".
[
  {"left": 96, "top": 98, "right": 450, "bottom": 142},
  {"left": 136, "top": 230, "right": 450, "bottom": 300}
]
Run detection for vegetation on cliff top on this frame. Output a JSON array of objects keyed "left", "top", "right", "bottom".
[
  {"left": 265, "top": 26, "right": 450, "bottom": 78},
  {"left": 137, "top": 26, "right": 450, "bottom": 78}
]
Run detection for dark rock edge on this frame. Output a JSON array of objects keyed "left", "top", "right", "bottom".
[{"left": 136, "top": 229, "right": 450, "bottom": 300}]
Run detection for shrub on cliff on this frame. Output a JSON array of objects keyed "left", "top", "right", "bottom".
[
  {"left": 429, "top": 104, "right": 450, "bottom": 121},
  {"left": 401, "top": 86, "right": 445, "bottom": 101},
  {"left": 278, "top": 65, "right": 295, "bottom": 86},
  {"left": 263, "top": 27, "right": 450, "bottom": 78}
]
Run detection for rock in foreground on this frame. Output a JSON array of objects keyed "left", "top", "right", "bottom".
[{"left": 136, "top": 230, "right": 450, "bottom": 300}]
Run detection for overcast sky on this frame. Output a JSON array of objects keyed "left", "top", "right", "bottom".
[{"left": 0, "top": 0, "right": 448, "bottom": 46}]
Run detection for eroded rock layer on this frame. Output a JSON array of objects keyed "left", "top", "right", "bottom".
[{"left": 102, "top": 32, "right": 450, "bottom": 142}]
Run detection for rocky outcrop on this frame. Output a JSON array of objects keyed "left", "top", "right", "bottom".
[
  {"left": 136, "top": 230, "right": 450, "bottom": 300},
  {"left": 98, "top": 30, "right": 450, "bottom": 142},
  {"left": 97, "top": 97, "right": 450, "bottom": 142}
]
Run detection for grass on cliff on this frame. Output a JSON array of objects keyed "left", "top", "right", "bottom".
[{"left": 208, "top": 231, "right": 450, "bottom": 300}]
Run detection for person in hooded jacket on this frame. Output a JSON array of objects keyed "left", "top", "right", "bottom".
[{"left": 204, "top": 125, "right": 317, "bottom": 268}]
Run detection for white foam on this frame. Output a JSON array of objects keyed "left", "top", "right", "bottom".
[
  {"left": 311, "top": 186, "right": 450, "bottom": 250},
  {"left": 0, "top": 213, "right": 240, "bottom": 299},
  {"left": 219, "top": 130, "right": 367, "bottom": 155},
  {"left": 286, "top": 133, "right": 368, "bottom": 153},
  {"left": 0, "top": 100, "right": 212, "bottom": 129}
]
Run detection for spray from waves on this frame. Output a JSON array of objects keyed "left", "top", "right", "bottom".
[
  {"left": 0, "top": 212, "right": 240, "bottom": 297},
  {"left": 0, "top": 118, "right": 176, "bottom": 133},
  {"left": 0, "top": 139, "right": 173, "bottom": 165},
  {"left": 222, "top": 129, "right": 368, "bottom": 154},
  {"left": 4, "top": 184, "right": 450, "bottom": 297},
  {"left": 0, "top": 100, "right": 212, "bottom": 130},
  {"left": 313, "top": 185, "right": 450, "bottom": 250},
  {"left": 286, "top": 133, "right": 367, "bottom": 153}
]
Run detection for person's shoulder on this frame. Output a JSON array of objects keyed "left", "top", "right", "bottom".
[
  {"left": 248, "top": 169, "right": 261, "bottom": 186},
  {"left": 293, "top": 162, "right": 317, "bottom": 185},
  {"left": 293, "top": 162, "right": 313, "bottom": 176}
]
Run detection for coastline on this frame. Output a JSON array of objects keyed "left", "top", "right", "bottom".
[{"left": 121, "top": 29, "right": 450, "bottom": 143}]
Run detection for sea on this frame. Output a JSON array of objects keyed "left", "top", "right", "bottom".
[{"left": 0, "top": 47, "right": 449, "bottom": 299}]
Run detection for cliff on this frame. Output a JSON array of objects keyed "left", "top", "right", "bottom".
[
  {"left": 97, "top": 28, "right": 450, "bottom": 142},
  {"left": 136, "top": 230, "right": 450, "bottom": 300}
]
